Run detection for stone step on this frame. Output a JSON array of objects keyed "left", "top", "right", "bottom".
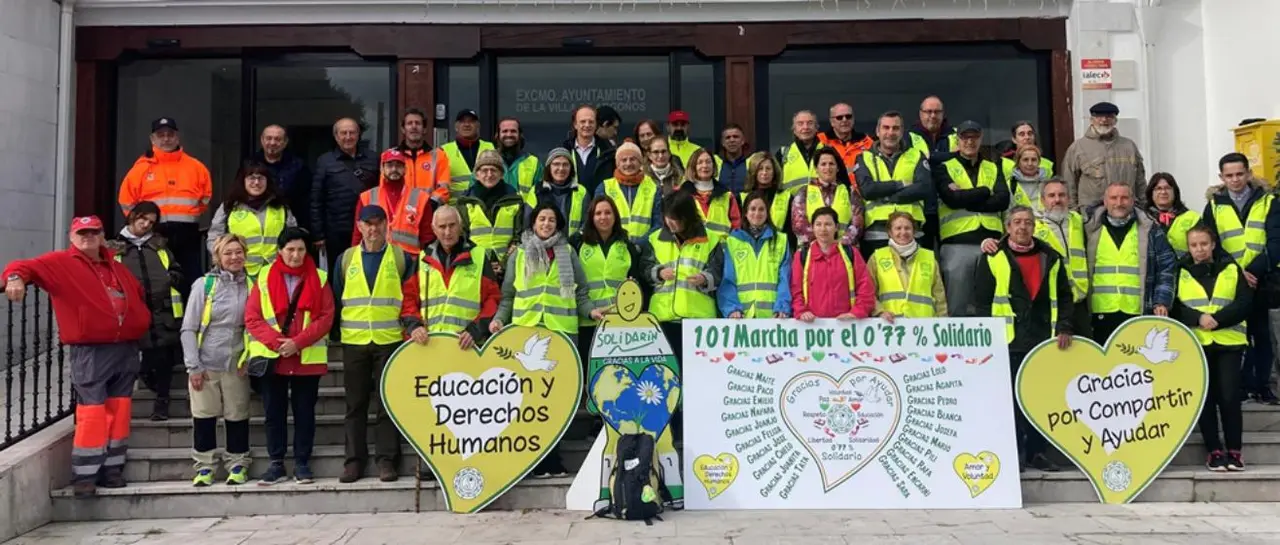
[{"left": 49, "top": 464, "right": 1280, "bottom": 521}]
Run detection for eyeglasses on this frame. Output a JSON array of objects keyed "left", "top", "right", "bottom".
[
  {"left": 649, "top": 149, "right": 670, "bottom": 156},
  {"left": 833, "top": 114, "right": 853, "bottom": 121}
]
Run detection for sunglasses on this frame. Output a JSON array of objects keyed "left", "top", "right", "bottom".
[{"left": 833, "top": 114, "right": 853, "bottom": 121}]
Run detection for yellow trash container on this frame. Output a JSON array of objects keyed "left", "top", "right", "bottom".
[{"left": 1233, "top": 119, "right": 1280, "bottom": 186}]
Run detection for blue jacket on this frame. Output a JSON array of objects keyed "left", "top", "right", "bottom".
[
  {"left": 593, "top": 181, "right": 664, "bottom": 238},
  {"left": 717, "top": 227, "right": 792, "bottom": 317},
  {"left": 719, "top": 155, "right": 749, "bottom": 193}
]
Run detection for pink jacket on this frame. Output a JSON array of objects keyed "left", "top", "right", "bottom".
[{"left": 790, "top": 242, "right": 876, "bottom": 318}]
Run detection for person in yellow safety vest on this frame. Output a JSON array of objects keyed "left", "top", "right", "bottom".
[
  {"left": 206, "top": 161, "right": 298, "bottom": 278},
  {"left": 871, "top": 212, "right": 946, "bottom": 320},
  {"left": 595, "top": 142, "right": 663, "bottom": 242},
  {"left": 855, "top": 111, "right": 931, "bottom": 258},
  {"left": 332, "top": 205, "right": 417, "bottom": 484},
  {"left": 495, "top": 118, "right": 543, "bottom": 194},
  {"left": 1006, "top": 145, "right": 1053, "bottom": 215},
  {"left": 1143, "top": 173, "right": 1200, "bottom": 259},
  {"left": 666, "top": 110, "right": 721, "bottom": 173},
  {"left": 1084, "top": 182, "right": 1177, "bottom": 343},
  {"left": 907, "top": 95, "right": 958, "bottom": 249},
  {"left": 523, "top": 148, "right": 590, "bottom": 235},
  {"left": 492, "top": 203, "right": 596, "bottom": 479},
  {"left": 243, "top": 227, "right": 336, "bottom": 485},
  {"left": 572, "top": 195, "right": 644, "bottom": 357},
  {"left": 675, "top": 149, "right": 741, "bottom": 244},
  {"left": 455, "top": 150, "right": 524, "bottom": 274},
  {"left": 641, "top": 193, "right": 724, "bottom": 355},
  {"left": 791, "top": 148, "right": 863, "bottom": 248},
  {"left": 1001, "top": 121, "right": 1055, "bottom": 181},
  {"left": 974, "top": 205, "right": 1073, "bottom": 472},
  {"left": 935, "top": 121, "right": 1009, "bottom": 318},
  {"left": 1173, "top": 225, "right": 1251, "bottom": 471},
  {"left": 440, "top": 109, "right": 495, "bottom": 200},
  {"left": 718, "top": 192, "right": 792, "bottom": 319},
  {"left": 1201, "top": 152, "right": 1280, "bottom": 404},
  {"left": 106, "top": 200, "right": 185, "bottom": 421},
  {"left": 646, "top": 135, "right": 686, "bottom": 198},
  {"left": 741, "top": 151, "right": 791, "bottom": 233},
  {"left": 774, "top": 110, "right": 827, "bottom": 194}
]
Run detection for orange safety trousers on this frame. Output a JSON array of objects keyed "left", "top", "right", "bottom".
[{"left": 71, "top": 398, "right": 131, "bottom": 484}]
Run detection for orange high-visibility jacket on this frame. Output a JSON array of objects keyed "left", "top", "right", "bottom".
[
  {"left": 357, "top": 181, "right": 434, "bottom": 254},
  {"left": 397, "top": 145, "right": 452, "bottom": 204},
  {"left": 118, "top": 147, "right": 213, "bottom": 223}
]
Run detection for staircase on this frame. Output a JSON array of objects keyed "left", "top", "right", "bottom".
[{"left": 49, "top": 347, "right": 1280, "bottom": 520}]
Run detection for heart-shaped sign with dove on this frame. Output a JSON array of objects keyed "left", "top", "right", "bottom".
[
  {"left": 1016, "top": 316, "right": 1207, "bottom": 503},
  {"left": 381, "top": 326, "right": 582, "bottom": 513}
]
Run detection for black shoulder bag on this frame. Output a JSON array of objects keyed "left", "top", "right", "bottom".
[{"left": 245, "top": 282, "right": 305, "bottom": 378}]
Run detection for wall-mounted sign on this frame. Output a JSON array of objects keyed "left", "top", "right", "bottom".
[{"left": 1081, "top": 59, "right": 1113, "bottom": 91}]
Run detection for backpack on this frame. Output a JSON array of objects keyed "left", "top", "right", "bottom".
[{"left": 592, "top": 433, "right": 664, "bottom": 524}]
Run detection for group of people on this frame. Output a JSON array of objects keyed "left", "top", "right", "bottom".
[{"left": 3, "top": 95, "right": 1274, "bottom": 498}]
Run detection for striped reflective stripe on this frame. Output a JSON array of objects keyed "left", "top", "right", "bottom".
[
  {"left": 706, "top": 223, "right": 731, "bottom": 236},
  {"left": 1221, "top": 228, "right": 1245, "bottom": 239},
  {"left": 516, "top": 285, "right": 568, "bottom": 298},
  {"left": 450, "top": 175, "right": 470, "bottom": 182},
  {"left": 1248, "top": 220, "right": 1266, "bottom": 230},
  {"left": 738, "top": 282, "right": 775, "bottom": 292},
  {"left": 677, "top": 257, "right": 707, "bottom": 270},
  {"left": 655, "top": 280, "right": 703, "bottom": 294},
  {"left": 163, "top": 213, "right": 199, "bottom": 222},
  {"left": 422, "top": 297, "right": 482, "bottom": 311},
  {"left": 427, "top": 315, "right": 472, "bottom": 328},
  {"left": 1226, "top": 324, "right": 1246, "bottom": 334},
  {"left": 472, "top": 227, "right": 516, "bottom": 236},
  {"left": 586, "top": 280, "right": 619, "bottom": 291},
  {"left": 781, "top": 177, "right": 808, "bottom": 192},
  {"left": 1095, "top": 266, "right": 1141, "bottom": 275},
  {"left": 341, "top": 296, "right": 402, "bottom": 307},
  {"left": 341, "top": 319, "right": 400, "bottom": 330},
  {"left": 518, "top": 304, "right": 576, "bottom": 317},
  {"left": 265, "top": 315, "right": 279, "bottom": 327},
  {"left": 151, "top": 197, "right": 202, "bottom": 207},
  {"left": 992, "top": 295, "right": 1010, "bottom": 305},
  {"left": 1068, "top": 248, "right": 1087, "bottom": 259},
  {"left": 391, "top": 231, "right": 419, "bottom": 248},
  {"left": 1181, "top": 297, "right": 1234, "bottom": 307},
  {"left": 880, "top": 292, "right": 935, "bottom": 305},
  {"left": 1092, "top": 286, "right": 1142, "bottom": 296}
]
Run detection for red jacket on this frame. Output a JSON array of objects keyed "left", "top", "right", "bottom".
[
  {"left": 244, "top": 277, "right": 335, "bottom": 376},
  {"left": 3, "top": 247, "right": 151, "bottom": 345},
  {"left": 400, "top": 243, "right": 501, "bottom": 326},
  {"left": 790, "top": 242, "right": 876, "bottom": 319}
]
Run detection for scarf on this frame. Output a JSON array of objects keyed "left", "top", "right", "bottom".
[
  {"left": 1105, "top": 213, "right": 1131, "bottom": 227},
  {"left": 266, "top": 254, "right": 321, "bottom": 328},
  {"left": 520, "top": 230, "right": 575, "bottom": 299},
  {"left": 613, "top": 168, "right": 646, "bottom": 187},
  {"left": 1008, "top": 238, "right": 1035, "bottom": 253},
  {"left": 888, "top": 238, "right": 918, "bottom": 259},
  {"left": 693, "top": 179, "right": 715, "bottom": 193},
  {"left": 651, "top": 163, "right": 673, "bottom": 180},
  {"left": 746, "top": 223, "right": 767, "bottom": 239},
  {"left": 119, "top": 226, "right": 153, "bottom": 248}
]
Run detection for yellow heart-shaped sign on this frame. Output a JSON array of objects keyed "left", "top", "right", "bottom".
[
  {"left": 381, "top": 327, "right": 583, "bottom": 513},
  {"left": 692, "top": 453, "right": 740, "bottom": 500},
  {"left": 953, "top": 451, "right": 1001, "bottom": 498},
  {"left": 1016, "top": 316, "right": 1207, "bottom": 503}
]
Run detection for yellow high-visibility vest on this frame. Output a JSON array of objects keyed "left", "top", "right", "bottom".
[
  {"left": 778, "top": 142, "right": 823, "bottom": 193},
  {"left": 694, "top": 191, "right": 734, "bottom": 244},
  {"left": 938, "top": 158, "right": 1003, "bottom": 241},
  {"left": 1178, "top": 264, "right": 1247, "bottom": 346},
  {"left": 441, "top": 140, "right": 496, "bottom": 199},
  {"left": 725, "top": 235, "right": 787, "bottom": 318},
  {"left": 648, "top": 231, "right": 717, "bottom": 322},
  {"left": 1091, "top": 223, "right": 1143, "bottom": 315},
  {"left": 1211, "top": 194, "right": 1272, "bottom": 267},
  {"left": 338, "top": 245, "right": 405, "bottom": 346},
  {"left": 861, "top": 149, "right": 926, "bottom": 225},
  {"left": 987, "top": 250, "right": 1060, "bottom": 343},
  {"left": 870, "top": 246, "right": 938, "bottom": 318},
  {"left": 603, "top": 177, "right": 660, "bottom": 242},
  {"left": 804, "top": 184, "right": 852, "bottom": 229},
  {"left": 464, "top": 200, "right": 520, "bottom": 264},
  {"left": 524, "top": 185, "right": 589, "bottom": 234},
  {"left": 419, "top": 252, "right": 482, "bottom": 333},
  {"left": 1165, "top": 210, "right": 1202, "bottom": 257},
  {"left": 1033, "top": 213, "right": 1089, "bottom": 301},
  {"left": 511, "top": 249, "right": 578, "bottom": 333},
  {"left": 737, "top": 190, "right": 790, "bottom": 231},
  {"left": 115, "top": 248, "right": 183, "bottom": 318},
  {"left": 226, "top": 204, "right": 287, "bottom": 277},
  {"left": 245, "top": 263, "right": 329, "bottom": 365},
  {"left": 578, "top": 241, "right": 631, "bottom": 325}
]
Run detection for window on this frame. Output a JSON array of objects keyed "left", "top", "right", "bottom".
[
  {"left": 440, "top": 63, "right": 482, "bottom": 132},
  {"left": 253, "top": 59, "right": 395, "bottom": 165},
  {"left": 763, "top": 48, "right": 1048, "bottom": 157},
  {"left": 679, "top": 62, "right": 719, "bottom": 151}
]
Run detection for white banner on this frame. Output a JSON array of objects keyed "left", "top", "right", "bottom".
[{"left": 682, "top": 318, "right": 1021, "bottom": 509}]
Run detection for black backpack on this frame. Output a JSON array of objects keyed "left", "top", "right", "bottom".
[{"left": 591, "top": 433, "right": 664, "bottom": 524}]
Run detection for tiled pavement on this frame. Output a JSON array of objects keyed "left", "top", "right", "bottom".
[{"left": 9, "top": 502, "right": 1280, "bottom": 544}]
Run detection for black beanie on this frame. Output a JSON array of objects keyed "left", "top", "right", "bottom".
[{"left": 129, "top": 201, "right": 162, "bottom": 223}]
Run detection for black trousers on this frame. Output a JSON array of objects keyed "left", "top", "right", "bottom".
[
  {"left": 1091, "top": 312, "right": 1136, "bottom": 345},
  {"left": 261, "top": 374, "right": 321, "bottom": 464},
  {"left": 1009, "top": 350, "right": 1047, "bottom": 459},
  {"left": 660, "top": 322, "right": 684, "bottom": 441},
  {"left": 1201, "top": 345, "right": 1244, "bottom": 452},
  {"left": 155, "top": 222, "right": 203, "bottom": 300},
  {"left": 1243, "top": 303, "right": 1275, "bottom": 394},
  {"left": 140, "top": 345, "right": 177, "bottom": 402},
  {"left": 343, "top": 343, "right": 401, "bottom": 465}
]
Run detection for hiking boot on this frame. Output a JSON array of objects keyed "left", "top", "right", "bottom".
[
  {"left": 1207, "top": 450, "right": 1228, "bottom": 472},
  {"left": 226, "top": 465, "right": 249, "bottom": 485},
  {"left": 258, "top": 461, "right": 287, "bottom": 486},
  {"left": 339, "top": 461, "right": 363, "bottom": 484},
  {"left": 294, "top": 463, "right": 315, "bottom": 484},
  {"left": 1027, "top": 453, "right": 1060, "bottom": 472},
  {"left": 73, "top": 481, "right": 96, "bottom": 498},
  {"left": 1258, "top": 390, "right": 1280, "bottom": 406},
  {"left": 192, "top": 468, "right": 214, "bottom": 487},
  {"left": 99, "top": 468, "right": 127, "bottom": 489},
  {"left": 378, "top": 460, "right": 398, "bottom": 482},
  {"left": 150, "top": 398, "right": 170, "bottom": 421},
  {"left": 1227, "top": 450, "right": 1246, "bottom": 472}
]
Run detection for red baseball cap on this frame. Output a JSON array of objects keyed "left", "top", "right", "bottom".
[
  {"left": 668, "top": 110, "right": 690, "bottom": 123},
  {"left": 381, "top": 148, "right": 407, "bottom": 164},
  {"left": 70, "top": 216, "right": 104, "bottom": 233}
]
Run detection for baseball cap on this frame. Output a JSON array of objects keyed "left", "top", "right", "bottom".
[
  {"left": 455, "top": 109, "right": 479, "bottom": 122},
  {"left": 956, "top": 121, "right": 983, "bottom": 135},
  {"left": 358, "top": 205, "right": 388, "bottom": 223},
  {"left": 381, "top": 148, "right": 407, "bottom": 164},
  {"left": 70, "top": 216, "right": 104, "bottom": 233},
  {"left": 667, "top": 110, "right": 690, "bottom": 124},
  {"left": 150, "top": 117, "right": 179, "bottom": 133}
]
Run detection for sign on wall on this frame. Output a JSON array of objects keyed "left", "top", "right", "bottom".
[
  {"left": 1017, "top": 316, "right": 1207, "bottom": 504},
  {"left": 1081, "top": 59, "right": 1113, "bottom": 90},
  {"left": 682, "top": 318, "right": 1021, "bottom": 510}
]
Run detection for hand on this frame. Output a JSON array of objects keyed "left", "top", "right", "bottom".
[
  {"left": 491, "top": 261, "right": 503, "bottom": 276},
  {"left": 799, "top": 311, "right": 816, "bottom": 323},
  {"left": 1199, "top": 314, "right": 1219, "bottom": 331},
  {"left": 277, "top": 339, "right": 298, "bottom": 357},
  {"left": 5, "top": 277, "right": 25, "bottom": 302},
  {"left": 1245, "top": 271, "right": 1259, "bottom": 289},
  {"left": 1153, "top": 305, "right": 1169, "bottom": 317},
  {"left": 410, "top": 327, "right": 429, "bottom": 345},
  {"left": 773, "top": 312, "right": 788, "bottom": 319},
  {"left": 728, "top": 311, "right": 743, "bottom": 319},
  {"left": 489, "top": 320, "right": 503, "bottom": 334},
  {"left": 836, "top": 313, "right": 856, "bottom": 320},
  {"left": 659, "top": 268, "right": 676, "bottom": 282},
  {"left": 880, "top": 311, "right": 896, "bottom": 324},
  {"left": 686, "top": 274, "right": 706, "bottom": 288},
  {"left": 237, "top": 365, "right": 247, "bottom": 377},
  {"left": 590, "top": 308, "right": 608, "bottom": 321},
  {"left": 980, "top": 238, "right": 1000, "bottom": 255},
  {"left": 458, "top": 330, "right": 476, "bottom": 350},
  {"left": 1057, "top": 333, "right": 1072, "bottom": 350},
  {"left": 189, "top": 371, "right": 207, "bottom": 392},
  {"left": 948, "top": 183, "right": 961, "bottom": 192}
]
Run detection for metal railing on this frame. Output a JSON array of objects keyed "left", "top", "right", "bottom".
[{"left": 1, "top": 287, "right": 72, "bottom": 452}]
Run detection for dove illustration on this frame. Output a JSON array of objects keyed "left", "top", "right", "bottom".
[
  {"left": 1136, "top": 327, "right": 1179, "bottom": 364},
  {"left": 515, "top": 334, "right": 557, "bottom": 372}
]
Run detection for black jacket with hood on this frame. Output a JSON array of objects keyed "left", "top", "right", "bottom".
[
  {"left": 106, "top": 231, "right": 183, "bottom": 349},
  {"left": 1172, "top": 249, "right": 1253, "bottom": 338},
  {"left": 1201, "top": 178, "right": 1280, "bottom": 278}
]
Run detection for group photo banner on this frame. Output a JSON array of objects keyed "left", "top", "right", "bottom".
[{"left": 682, "top": 318, "right": 1022, "bottom": 510}]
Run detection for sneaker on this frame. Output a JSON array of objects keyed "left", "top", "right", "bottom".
[
  {"left": 532, "top": 456, "right": 569, "bottom": 478},
  {"left": 294, "top": 463, "right": 315, "bottom": 484},
  {"left": 98, "top": 468, "right": 127, "bottom": 489},
  {"left": 226, "top": 465, "right": 249, "bottom": 485},
  {"left": 339, "top": 461, "right": 363, "bottom": 484},
  {"left": 149, "top": 398, "right": 170, "bottom": 421},
  {"left": 192, "top": 468, "right": 214, "bottom": 487},
  {"left": 72, "top": 480, "right": 96, "bottom": 498},
  {"left": 1027, "top": 453, "right": 1061, "bottom": 472},
  {"left": 1207, "top": 450, "right": 1228, "bottom": 472},
  {"left": 258, "top": 462, "right": 288, "bottom": 486},
  {"left": 378, "top": 460, "right": 399, "bottom": 483},
  {"left": 1227, "top": 450, "right": 1246, "bottom": 471},
  {"left": 1258, "top": 390, "right": 1280, "bottom": 406}
]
